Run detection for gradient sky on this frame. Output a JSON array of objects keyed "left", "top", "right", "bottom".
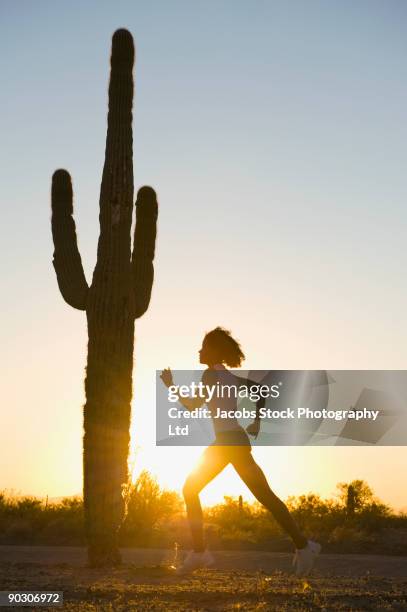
[{"left": 1, "top": 1, "right": 407, "bottom": 509}]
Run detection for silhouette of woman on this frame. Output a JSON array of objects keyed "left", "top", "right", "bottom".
[{"left": 160, "top": 327, "right": 320, "bottom": 576}]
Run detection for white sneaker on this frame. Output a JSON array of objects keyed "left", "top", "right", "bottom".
[
  {"left": 293, "top": 540, "right": 321, "bottom": 577},
  {"left": 176, "top": 550, "right": 215, "bottom": 575}
]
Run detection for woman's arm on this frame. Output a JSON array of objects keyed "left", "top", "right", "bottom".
[{"left": 245, "top": 395, "right": 263, "bottom": 439}]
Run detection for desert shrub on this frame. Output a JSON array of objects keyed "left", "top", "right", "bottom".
[
  {"left": 287, "top": 492, "right": 342, "bottom": 540},
  {"left": 120, "top": 470, "right": 182, "bottom": 546},
  {"left": 0, "top": 477, "right": 406, "bottom": 553},
  {"left": 4, "top": 518, "right": 33, "bottom": 543},
  {"left": 205, "top": 496, "right": 260, "bottom": 548},
  {"left": 0, "top": 494, "right": 44, "bottom": 543},
  {"left": 39, "top": 497, "right": 84, "bottom": 544},
  {"left": 205, "top": 496, "right": 298, "bottom": 550},
  {"left": 328, "top": 525, "right": 377, "bottom": 553}
]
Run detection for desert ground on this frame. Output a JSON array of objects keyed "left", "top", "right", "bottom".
[{"left": 1, "top": 546, "right": 406, "bottom": 611}]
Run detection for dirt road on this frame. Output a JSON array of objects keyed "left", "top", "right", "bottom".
[{"left": 1, "top": 546, "right": 406, "bottom": 610}]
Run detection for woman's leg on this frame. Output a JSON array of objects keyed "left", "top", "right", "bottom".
[
  {"left": 183, "top": 445, "right": 229, "bottom": 552},
  {"left": 232, "top": 450, "right": 307, "bottom": 549}
]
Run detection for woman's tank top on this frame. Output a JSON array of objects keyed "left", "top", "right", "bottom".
[{"left": 202, "top": 365, "right": 251, "bottom": 446}]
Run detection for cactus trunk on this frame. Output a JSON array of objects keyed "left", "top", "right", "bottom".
[
  {"left": 83, "top": 312, "right": 135, "bottom": 565},
  {"left": 51, "top": 29, "right": 158, "bottom": 567}
]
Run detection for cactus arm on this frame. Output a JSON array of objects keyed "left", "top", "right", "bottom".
[
  {"left": 131, "top": 186, "right": 158, "bottom": 318},
  {"left": 51, "top": 169, "right": 89, "bottom": 310}
]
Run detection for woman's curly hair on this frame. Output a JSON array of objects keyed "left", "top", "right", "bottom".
[{"left": 204, "top": 327, "right": 245, "bottom": 367}]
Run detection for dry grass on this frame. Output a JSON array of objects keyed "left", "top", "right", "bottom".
[{"left": 1, "top": 562, "right": 406, "bottom": 611}]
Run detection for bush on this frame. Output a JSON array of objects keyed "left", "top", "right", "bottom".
[
  {"left": 0, "top": 477, "right": 406, "bottom": 553},
  {"left": 120, "top": 470, "right": 182, "bottom": 547}
]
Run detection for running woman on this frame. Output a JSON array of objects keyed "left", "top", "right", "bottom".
[{"left": 160, "top": 327, "right": 321, "bottom": 576}]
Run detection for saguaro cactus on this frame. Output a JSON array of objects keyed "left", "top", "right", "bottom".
[{"left": 51, "top": 29, "right": 158, "bottom": 566}]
